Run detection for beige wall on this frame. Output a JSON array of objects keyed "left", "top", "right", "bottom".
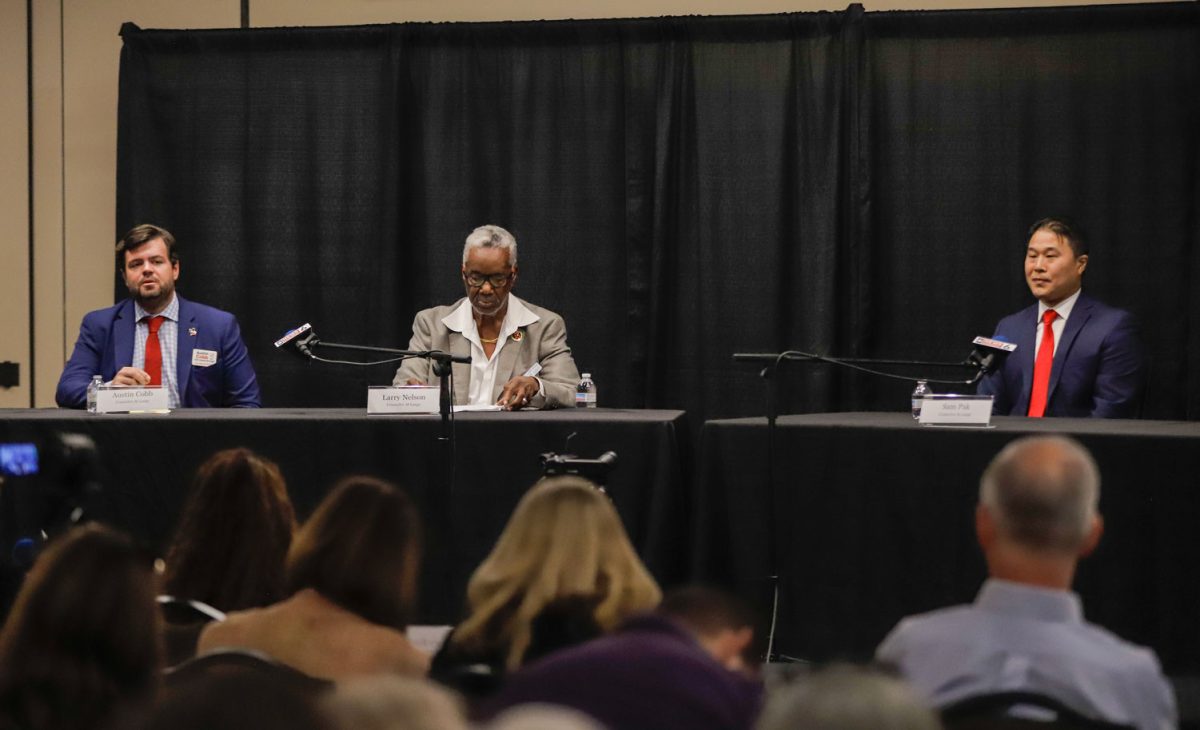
[
  {"left": 0, "top": 1, "right": 30, "bottom": 408},
  {"left": 251, "top": 0, "right": 1169, "bottom": 25},
  {"left": 3, "top": 0, "right": 1180, "bottom": 408},
  {"left": 22, "top": 0, "right": 237, "bottom": 409}
]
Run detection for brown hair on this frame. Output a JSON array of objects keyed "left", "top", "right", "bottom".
[
  {"left": 0, "top": 523, "right": 162, "bottom": 730},
  {"left": 453, "top": 476, "right": 661, "bottom": 669},
  {"left": 116, "top": 223, "right": 179, "bottom": 271},
  {"left": 284, "top": 476, "right": 422, "bottom": 630},
  {"left": 139, "top": 673, "right": 331, "bottom": 730},
  {"left": 163, "top": 448, "right": 297, "bottom": 612},
  {"left": 660, "top": 585, "right": 755, "bottom": 639}
]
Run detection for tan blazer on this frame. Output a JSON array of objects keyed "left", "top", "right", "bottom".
[
  {"left": 196, "top": 589, "right": 429, "bottom": 682},
  {"left": 392, "top": 296, "right": 580, "bottom": 409}
]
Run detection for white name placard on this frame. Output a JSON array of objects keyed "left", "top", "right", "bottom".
[
  {"left": 917, "top": 394, "right": 995, "bottom": 427},
  {"left": 96, "top": 385, "right": 169, "bottom": 413},
  {"left": 367, "top": 385, "right": 440, "bottom": 415}
]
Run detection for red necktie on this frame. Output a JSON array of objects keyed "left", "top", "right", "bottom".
[
  {"left": 145, "top": 316, "right": 166, "bottom": 386},
  {"left": 1027, "top": 309, "right": 1058, "bottom": 418}
]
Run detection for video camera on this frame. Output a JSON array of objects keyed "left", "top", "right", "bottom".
[
  {"left": 1, "top": 433, "right": 104, "bottom": 569},
  {"left": 539, "top": 450, "right": 618, "bottom": 491}
]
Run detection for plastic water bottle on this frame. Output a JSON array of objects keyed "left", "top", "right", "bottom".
[
  {"left": 911, "top": 379, "right": 929, "bottom": 420},
  {"left": 575, "top": 373, "right": 597, "bottom": 408},
  {"left": 87, "top": 375, "right": 103, "bottom": 413}
]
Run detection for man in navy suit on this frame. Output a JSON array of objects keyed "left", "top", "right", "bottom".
[
  {"left": 977, "top": 218, "right": 1143, "bottom": 418},
  {"left": 56, "top": 224, "right": 261, "bottom": 409}
]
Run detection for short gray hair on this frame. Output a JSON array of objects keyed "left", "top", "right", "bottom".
[
  {"left": 757, "top": 664, "right": 941, "bottom": 730},
  {"left": 463, "top": 224, "right": 518, "bottom": 267},
  {"left": 322, "top": 676, "right": 468, "bottom": 730},
  {"left": 979, "top": 435, "right": 1100, "bottom": 553}
]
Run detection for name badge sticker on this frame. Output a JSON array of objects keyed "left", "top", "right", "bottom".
[{"left": 192, "top": 349, "right": 218, "bottom": 367}]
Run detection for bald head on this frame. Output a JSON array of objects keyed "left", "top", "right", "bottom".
[{"left": 979, "top": 435, "right": 1100, "bottom": 554}]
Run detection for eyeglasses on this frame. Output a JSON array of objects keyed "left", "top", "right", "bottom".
[{"left": 464, "top": 271, "right": 513, "bottom": 288}]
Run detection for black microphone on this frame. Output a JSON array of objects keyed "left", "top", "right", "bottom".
[
  {"left": 967, "top": 336, "right": 1017, "bottom": 375},
  {"left": 274, "top": 323, "right": 317, "bottom": 359}
]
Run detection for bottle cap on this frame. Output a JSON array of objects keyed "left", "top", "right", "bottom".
[{"left": 582, "top": 373, "right": 591, "bottom": 378}]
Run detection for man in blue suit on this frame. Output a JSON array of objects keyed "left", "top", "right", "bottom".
[
  {"left": 977, "top": 218, "right": 1143, "bottom": 418},
  {"left": 56, "top": 224, "right": 261, "bottom": 409}
]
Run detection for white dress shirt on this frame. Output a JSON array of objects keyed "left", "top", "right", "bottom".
[
  {"left": 1034, "top": 288, "right": 1081, "bottom": 357},
  {"left": 440, "top": 296, "right": 542, "bottom": 405}
]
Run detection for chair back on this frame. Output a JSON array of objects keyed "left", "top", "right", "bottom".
[
  {"left": 158, "top": 595, "right": 227, "bottom": 668},
  {"left": 941, "top": 691, "right": 1135, "bottom": 730},
  {"left": 164, "top": 648, "right": 333, "bottom": 696}
]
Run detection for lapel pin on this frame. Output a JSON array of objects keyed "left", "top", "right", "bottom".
[
  {"left": 512, "top": 331, "right": 523, "bottom": 342},
  {"left": 188, "top": 327, "right": 198, "bottom": 337}
]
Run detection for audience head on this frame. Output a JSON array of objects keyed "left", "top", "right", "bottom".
[
  {"left": 457, "top": 475, "right": 662, "bottom": 669},
  {"left": 487, "top": 704, "right": 608, "bottom": 730},
  {"left": 285, "top": 475, "right": 423, "bottom": 630},
  {"left": 757, "top": 664, "right": 941, "bottom": 730},
  {"left": 164, "top": 448, "right": 296, "bottom": 611},
  {"left": 141, "top": 673, "right": 330, "bottom": 730},
  {"left": 978, "top": 435, "right": 1102, "bottom": 558},
  {"left": 321, "top": 676, "right": 468, "bottom": 730},
  {"left": 660, "top": 585, "right": 757, "bottom": 672},
  {"left": 0, "top": 523, "right": 162, "bottom": 730}
]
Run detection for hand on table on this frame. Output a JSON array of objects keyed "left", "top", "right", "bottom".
[
  {"left": 497, "top": 376, "right": 540, "bottom": 410},
  {"left": 111, "top": 367, "right": 151, "bottom": 386}
]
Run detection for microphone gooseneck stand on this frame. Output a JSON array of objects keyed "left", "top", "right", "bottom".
[
  {"left": 288, "top": 330, "right": 471, "bottom": 620},
  {"left": 294, "top": 334, "right": 468, "bottom": 447},
  {"left": 730, "top": 350, "right": 987, "bottom": 664}
]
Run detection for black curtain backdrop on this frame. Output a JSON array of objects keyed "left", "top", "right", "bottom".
[{"left": 116, "top": 3, "right": 1199, "bottom": 422}]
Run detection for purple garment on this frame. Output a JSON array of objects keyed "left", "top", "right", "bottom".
[{"left": 480, "top": 614, "right": 762, "bottom": 730}]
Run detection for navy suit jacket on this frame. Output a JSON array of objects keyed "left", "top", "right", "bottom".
[
  {"left": 55, "top": 295, "right": 261, "bottom": 409},
  {"left": 976, "top": 293, "right": 1143, "bottom": 418}
]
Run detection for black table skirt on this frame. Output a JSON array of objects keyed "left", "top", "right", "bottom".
[
  {"left": 7, "top": 407, "right": 1198, "bottom": 672},
  {"left": 693, "top": 413, "right": 1200, "bottom": 673},
  {"left": 0, "top": 408, "right": 689, "bottom": 624}
]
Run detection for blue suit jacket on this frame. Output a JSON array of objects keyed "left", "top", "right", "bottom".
[
  {"left": 55, "top": 295, "right": 261, "bottom": 409},
  {"left": 976, "top": 293, "right": 1143, "bottom": 418}
]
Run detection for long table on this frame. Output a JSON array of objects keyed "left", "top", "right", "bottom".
[
  {"left": 0, "top": 408, "right": 689, "bottom": 624},
  {"left": 693, "top": 412, "right": 1200, "bottom": 674}
]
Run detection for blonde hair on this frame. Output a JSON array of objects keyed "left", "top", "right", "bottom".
[{"left": 453, "top": 476, "right": 661, "bottom": 669}]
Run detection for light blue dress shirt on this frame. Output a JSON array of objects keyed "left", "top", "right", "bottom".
[
  {"left": 132, "top": 295, "right": 180, "bottom": 408},
  {"left": 876, "top": 578, "right": 1176, "bottom": 730}
]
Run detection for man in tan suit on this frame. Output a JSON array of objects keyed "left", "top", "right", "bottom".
[{"left": 393, "top": 225, "right": 580, "bottom": 410}]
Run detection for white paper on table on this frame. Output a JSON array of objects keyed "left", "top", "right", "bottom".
[{"left": 407, "top": 625, "right": 454, "bottom": 654}]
